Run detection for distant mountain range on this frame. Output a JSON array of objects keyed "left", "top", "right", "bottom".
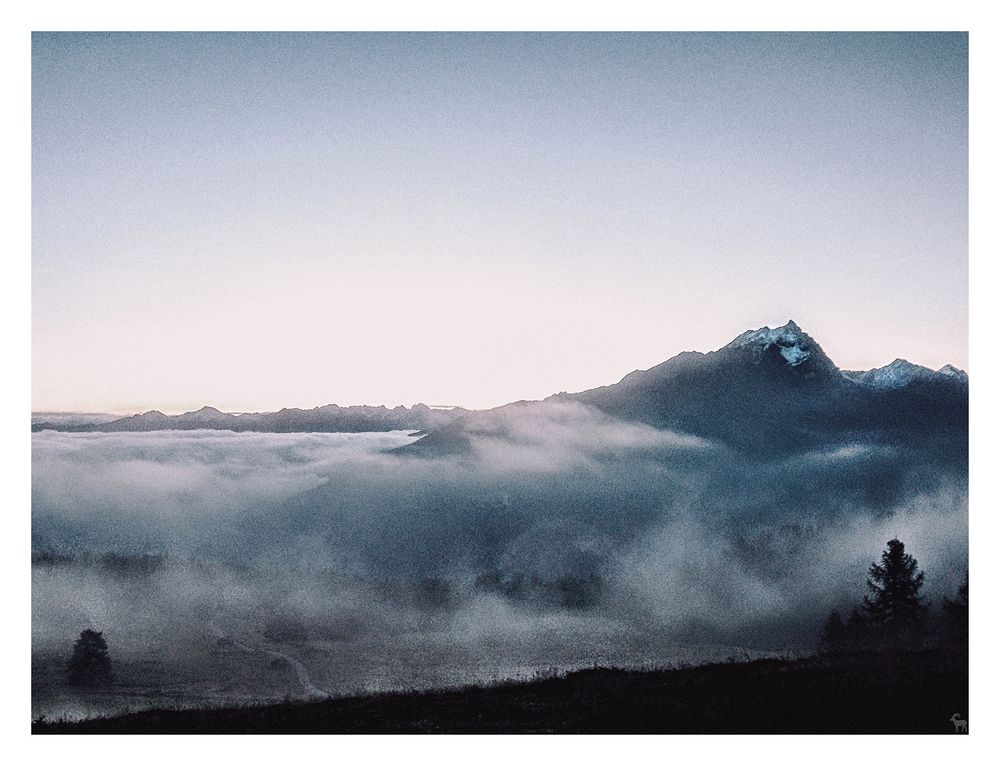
[
  {"left": 33, "top": 321, "right": 966, "bottom": 451},
  {"left": 31, "top": 403, "right": 468, "bottom": 434},
  {"left": 400, "top": 321, "right": 967, "bottom": 459}
]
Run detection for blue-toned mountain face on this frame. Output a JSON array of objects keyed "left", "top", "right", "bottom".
[{"left": 403, "top": 321, "right": 967, "bottom": 464}]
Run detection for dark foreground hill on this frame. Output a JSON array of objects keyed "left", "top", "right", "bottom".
[{"left": 33, "top": 650, "right": 968, "bottom": 734}]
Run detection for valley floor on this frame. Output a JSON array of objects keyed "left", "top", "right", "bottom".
[{"left": 33, "top": 649, "right": 968, "bottom": 734}]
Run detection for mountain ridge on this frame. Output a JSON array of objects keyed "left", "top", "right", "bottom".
[
  {"left": 398, "top": 321, "right": 967, "bottom": 459},
  {"left": 32, "top": 402, "right": 469, "bottom": 434},
  {"left": 32, "top": 321, "right": 966, "bottom": 437}
]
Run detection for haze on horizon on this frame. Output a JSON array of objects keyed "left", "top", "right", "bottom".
[{"left": 32, "top": 32, "right": 968, "bottom": 414}]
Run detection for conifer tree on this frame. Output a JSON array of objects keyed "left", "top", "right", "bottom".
[
  {"left": 67, "top": 629, "right": 114, "bottom": 687},
  {"left": 863, "top": 539, "right": 926, "bottom": 647}
]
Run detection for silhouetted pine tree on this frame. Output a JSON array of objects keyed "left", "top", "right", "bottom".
[
  {"left": 864, "top": 539, "right": 926, "bottom": 648},
  {"left": 67, "top": 629, "right": 114, "bottom": 687}
]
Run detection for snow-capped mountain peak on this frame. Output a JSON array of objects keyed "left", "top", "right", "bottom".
[
  {"left": 938, "top": 364, "right": 969, "bottom": 382},
  {"left": 851, "top": 359, "right": 929, "bottom": 387},
  {"left": 842, "top": 359, "right": 967, "bottom": 388},
  {"left": 725, "top": 320, "right": 817, "bottom": 367}
]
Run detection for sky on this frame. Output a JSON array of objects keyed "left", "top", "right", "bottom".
[{"left": 32, "top": 32, "right": 968, "bottom": 413}]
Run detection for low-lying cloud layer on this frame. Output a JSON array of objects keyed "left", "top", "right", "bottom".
[{"left": 31, "top": 403, "right": 968, "bottom": 717}]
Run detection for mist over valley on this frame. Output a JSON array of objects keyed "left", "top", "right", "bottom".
[{"left": 31, "top": 323, "right": 968, "bottom": 721}]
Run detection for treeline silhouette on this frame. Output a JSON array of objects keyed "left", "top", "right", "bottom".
[{"left": 819, "top": 538, "right": 968, "bottom": 654}]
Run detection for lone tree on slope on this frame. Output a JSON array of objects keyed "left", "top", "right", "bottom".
[
  {"left": 864, "top": 538, "right": 927, "bottom": 648},
  {"left": 67, "top": 629, "right": 114, "bottom": 687}
]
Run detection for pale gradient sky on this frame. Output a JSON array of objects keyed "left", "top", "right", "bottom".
[{"left": 32, "top": 32, "right": 968, "bottom": 413}]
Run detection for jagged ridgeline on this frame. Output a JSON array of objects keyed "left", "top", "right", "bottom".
[
  {"left": 398, "top": 320, "right": 967, "bottom": 461},
  {"left": 34, "top": 322, "right": 967, "bottom": 459},
  {"left": 32, "top": 402, "right": 468, "bottom": 434}
]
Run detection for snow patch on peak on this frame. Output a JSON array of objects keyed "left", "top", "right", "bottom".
[
  {"left": 843, "top": 359, "right": 945, "bottom": 388},
  {"left": 728, "top": 320, "right": 812, "bottom": 367},
  {"left": 938, "top": 364, "right": 968, "bottom": 382},
  {"left": 778, "top": 343, "right": 810, "bottom": 366}
]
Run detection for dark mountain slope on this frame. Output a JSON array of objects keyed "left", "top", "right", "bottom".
[{"left": 399, "top": 321, "right": 967, "bottom": 461}]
